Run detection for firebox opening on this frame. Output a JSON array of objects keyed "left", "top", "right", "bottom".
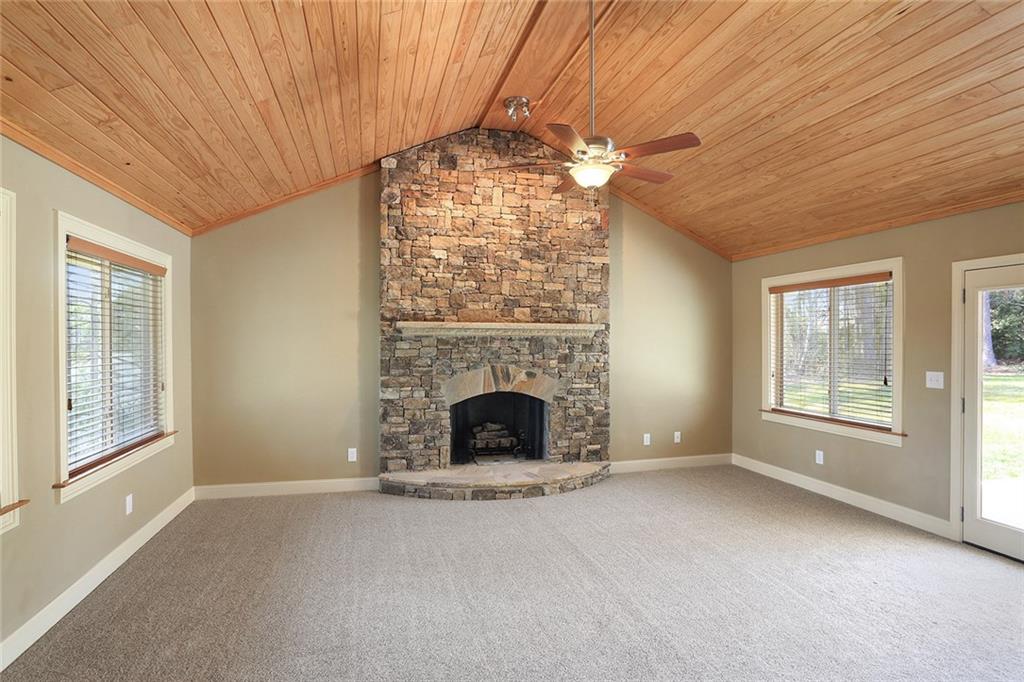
[{"left": 450, "top": 391, "right": 548, "bottom": 465}]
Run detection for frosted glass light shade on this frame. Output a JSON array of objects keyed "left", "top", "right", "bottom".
[{"left": 569, "top": 161, "right": 616, "bottom": 189}]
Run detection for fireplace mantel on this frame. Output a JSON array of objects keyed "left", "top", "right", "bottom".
[{"left": 395, "top": 321, "right": 604, "bottom": 338}]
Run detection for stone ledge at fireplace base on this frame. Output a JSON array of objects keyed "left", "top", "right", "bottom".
[{"left": 378, "top": 461, "right": 610, "bottom": 500}]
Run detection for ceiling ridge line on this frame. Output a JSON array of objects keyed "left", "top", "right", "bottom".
[
  {"left": 539, "top": 0, "right": 700, "bottom": 141},
  {"left": 474, "top": 0, "right": 548, "bottom": 127},
  {"left": 517, "top": 0, "right": 618, "bottom": 136}
]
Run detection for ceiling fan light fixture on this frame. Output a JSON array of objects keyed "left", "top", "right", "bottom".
[{"left": 569, "top": 161, "right": 616, "bottom": 189}]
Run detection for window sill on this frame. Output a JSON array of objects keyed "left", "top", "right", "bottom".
[
  {"left": 760, "top": 409, "right": 904, "bottom": 447},
  {"left": 0, "top": 499, "right": 28, "bottom": 534},
  {"left": 54, "top": 432, "right": 176, "bottom": 503}
]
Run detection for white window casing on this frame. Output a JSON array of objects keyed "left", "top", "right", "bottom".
[
  {"left": 1, "top": 188, "right": 20, "bottom": 532},
  {"left": 56, "top": 211, "right": 175, "bottom": 503},
  {"left": 761, "top": 257, "right": 904, "bottom": 447}
]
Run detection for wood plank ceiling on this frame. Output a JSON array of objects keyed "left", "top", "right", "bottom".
[{"left": 1, "top": 0, "right": 1022, "bottom": 259}]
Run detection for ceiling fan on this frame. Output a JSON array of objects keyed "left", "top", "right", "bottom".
[{"left": 487, "top": 0, "right": 701, "bottom": 193}]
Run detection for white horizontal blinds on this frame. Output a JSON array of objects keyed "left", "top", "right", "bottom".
[
  {"left": 769, "top": 272, "right": 893, "bottom": 428},
  {"left": 66, "top": 239, "right": 165, "bottom": 475}
]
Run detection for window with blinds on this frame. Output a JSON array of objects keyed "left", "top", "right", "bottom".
[
  {"left": 65, "top": 237, "right": 166, "bottom": 477},
  {"left": 768, "top": 272, "right": 894, "bottom": 429}
]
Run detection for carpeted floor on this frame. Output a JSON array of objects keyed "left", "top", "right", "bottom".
[{"left": 6, "top": 466, "right": 1023, "bottom": 680}]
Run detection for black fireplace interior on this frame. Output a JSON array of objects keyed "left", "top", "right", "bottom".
[{"left": 450, "top": 391, "right": 548, "bottom": 465}]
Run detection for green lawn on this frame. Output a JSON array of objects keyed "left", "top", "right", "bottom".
[
  {"left": 779, "top": 373, "right": 1021, "bottom": 480},
  {"left": 983, "top": 371, "right": 1024, "bottom": 481},
  {"left": 781, "top": 380, "right": 892, "bottom": 426}
]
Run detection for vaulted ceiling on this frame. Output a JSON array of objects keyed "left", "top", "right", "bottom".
[{"left": 1, "top": 0, "right": 1022, "bottom": 259}]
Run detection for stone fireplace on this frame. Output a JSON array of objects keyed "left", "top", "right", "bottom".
[{"left": 378, "top": 129, "right": 610, "bottom": 489}]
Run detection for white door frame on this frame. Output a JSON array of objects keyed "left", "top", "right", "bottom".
[{"left": 949, "top": 253, "right": 1024, "bottom": 542}]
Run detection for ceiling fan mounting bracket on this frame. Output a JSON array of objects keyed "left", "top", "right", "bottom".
[{"left": 503, "top": 96, "right": 531, "bottom": 122}]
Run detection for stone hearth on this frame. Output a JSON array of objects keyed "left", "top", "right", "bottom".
[
  {"left": 378, "top": 129, "right": 610, "bottom": 492},
  {"left": 379, "top": 461, "right": 610, "bottom": 500}
]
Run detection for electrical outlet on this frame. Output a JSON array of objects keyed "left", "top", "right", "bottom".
[
  {"left": 642, "top": 433, "right": 651, "bottom": 446},
  {"left": 125, "top": 493, "right": 133, "bottom": 515},
  {"left": 815, "top": 450, "right": 824, "bottom": 465},
  {"left": 673, "top": 431, "right": 681, "bottom": 444},
  {"left": 347, "top": 447, "right": 358, "bottom": 463}
]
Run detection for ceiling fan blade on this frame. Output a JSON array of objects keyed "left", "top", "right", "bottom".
[
  {"left": 547, "top": 123, "right": 589, "bottom": 156},
  {"left": 485, "top": 161, "right": 565, "bottom": 172},
  {"left": 617, "top": 163, "right": 673, "bottom": 184},
  {"left": 553, "top": 176, "right": 577, "bottom": 194},
  {"left": 618, "top": 132, "right": 701, "bottom": 160}
]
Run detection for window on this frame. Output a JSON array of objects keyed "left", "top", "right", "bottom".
[
  {"left": 761, "top": 258, "right": 903, "bottom": 447},
  {"left": 1, "top": 187, "right": 23, "bottom": 533},
  {"left": 57, "top": 213, "right": 174, "bottom": 500}
]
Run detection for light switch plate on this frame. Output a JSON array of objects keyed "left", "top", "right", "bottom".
[
  {"left": 347, "top": 448, "right": 358, "bottom": 462},
  {"left": 642, "top": 433, "right": 651, "bottom": 446},
  {"left": 125, "top": 494, "right": 133, "bottom": 515},
  {"left": 926, "top": 371, "right": 945, "bottom": 389},
  {"left": 815, "top": 450, "right": 824, "bottom": 465},
  {"left": 673, "top": 431, "right": 681, "bottom": 444}
]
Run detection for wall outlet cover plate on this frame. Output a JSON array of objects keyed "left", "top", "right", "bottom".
[{"left": 926, "top": 371, "right": 945, "bottom": 389}]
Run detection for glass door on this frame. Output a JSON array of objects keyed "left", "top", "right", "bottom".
[{"left": 963, "top": 264, "right": 1024, "bottom": 560}]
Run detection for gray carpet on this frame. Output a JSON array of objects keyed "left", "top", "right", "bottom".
[{"left": 6, "top": 466, "right": 1023, "bottom": 681}]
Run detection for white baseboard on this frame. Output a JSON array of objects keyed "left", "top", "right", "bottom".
[
  {"left": 731, "top": 454, "right": 959, "bottom": 540},
  {"left": 0, "top": 486, "right": 195, "bottom": 670},
  {"left": 194, "top": 476, "right": 379, "bottom": 500},
  {"left": 610, "top": 453, "right": 732, "bottom": 474}
]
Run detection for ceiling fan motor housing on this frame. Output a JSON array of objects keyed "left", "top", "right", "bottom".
[{"left": 582, "top": 136, "right": 616, "bottom": 159}]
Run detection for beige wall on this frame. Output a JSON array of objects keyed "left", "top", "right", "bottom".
[
  {"left": 191, "top": 174, "right": 381, "bottom": 484},
  {"left": 732, "top": 202, "right": 1024, "bottom": 519},
  {"left": 609, "top": 199, "right": 733, "bottom": 460},
  {"left": 192, "top": 181, "right": 734, "bottom": 484},
  {"left": 0, "top": 138, "right": 194, "bottom": 639}
]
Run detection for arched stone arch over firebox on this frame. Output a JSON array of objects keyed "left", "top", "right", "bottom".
[{"left": 442, "top": 364, "right": 561, "bottom": 408}]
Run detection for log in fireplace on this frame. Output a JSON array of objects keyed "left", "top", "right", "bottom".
[{"left": 450, "top": 391, "right": 548, "bottom": 465}]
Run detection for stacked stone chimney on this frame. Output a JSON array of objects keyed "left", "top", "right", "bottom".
[{"left": 378, "top": 129, "right": 610, "bottom": 473}]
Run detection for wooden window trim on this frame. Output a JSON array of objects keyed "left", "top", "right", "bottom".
[
  {"left": 761, "top": 408, "right": 907, "bottom": 437},
  {"left": 0, "top": 499, "right": 29, "bottom": 516},
  {"left": 66, "top": 236, "right": 167, "bottom": 277},
  {"left": 53, "top": 430, "right": 178, "bottom": 489},
  {"left": 768, "top": 271, "right": 891, "bottom": 295}
]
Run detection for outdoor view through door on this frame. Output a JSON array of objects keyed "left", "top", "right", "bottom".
[
  {"left": 980, "top": 286, "right": 1023, "bottom": 530},
  {"left": 963, "top": 262, "right": 1024, "bottom": 561}
]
